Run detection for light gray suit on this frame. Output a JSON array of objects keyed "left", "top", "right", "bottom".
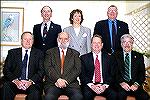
[{"left": 63, "top": 25, "right": 91, "bottom": 56}]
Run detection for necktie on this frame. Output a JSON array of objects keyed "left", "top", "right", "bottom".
[
  {"left": 43, "top": 23, "right": 48, "bottom": 38},
  {"left": 61, "top": 49, "right": 65, "bottom": 74},
  {"left": 94, "top": 55, "right": 101, "bottom": 83},
  {"left": 112, "top": 21, "right": 116, "bottom": 52},
  {"left": 124, "top": 53, "right": 130, "bottom": 82},
  {"left": 20, "top": 50, "right": 28, "bottom": 80}
]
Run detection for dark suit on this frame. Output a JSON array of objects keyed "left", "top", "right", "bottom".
[
  {"left": 33, "top": 21, "right": 62, "bottom": 53},
  {"left": 1, "top": 47, "right": 44, "bottom": 100},
  {"left": 44, "top": 47, "right": 83, "bottom": 100},
  {"left": 79, "top": 52, "right": 117, "bottom": 100},
  {"left": 94, "top": 19, "right": 129, "bottom": 54},
  {"left": 111, "top": 50, "right": 150, "bottom": 100}
]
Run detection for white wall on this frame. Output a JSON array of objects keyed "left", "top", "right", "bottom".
[{"left": 1, "top": 1, "right": 150, "bottom": 67}]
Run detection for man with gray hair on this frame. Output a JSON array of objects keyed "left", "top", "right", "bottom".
[{"left": 110, "top": 34, "right": 150, "bottom": 100}]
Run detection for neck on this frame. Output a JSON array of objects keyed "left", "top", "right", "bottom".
[{"left": 73, "top": 23, "right": 80, "bottom": 28}]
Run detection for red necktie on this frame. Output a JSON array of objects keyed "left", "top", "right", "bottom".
[
  {"left": 61, "top": 49, "right": 65, "bottom": 74},
  {"left": 95, "top": 55, "right": 101, "bottom": 83}
]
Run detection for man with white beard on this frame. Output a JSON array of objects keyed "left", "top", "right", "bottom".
[{"left": 43, "top": 32, "right": 83, "bottom": 100}]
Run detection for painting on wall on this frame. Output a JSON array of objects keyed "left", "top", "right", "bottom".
[{"left": 1, "top": 7, "right": 24, "bottom": 46}]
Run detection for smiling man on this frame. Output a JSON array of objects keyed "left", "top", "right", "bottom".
[{"left": 94, "top": 5, "right": 129, "bottom": 54}]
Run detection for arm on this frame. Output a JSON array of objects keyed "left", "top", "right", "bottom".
[{"left": 86, "top": 28, "right": 91, "bottom": 53}]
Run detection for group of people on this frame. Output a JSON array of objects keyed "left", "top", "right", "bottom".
[{"left": 1, "top": 5, "right": 150, "bottom": 100}]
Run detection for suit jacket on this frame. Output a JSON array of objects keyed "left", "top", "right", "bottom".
[
  {"left": 94, "top": 19, "right": 129, "bottom": 54},
  {"left": 111, "top": 50, "right": 145, "bottom": 86},
  {"left": 44, "top": 47, "right": 81, "bottom": 88},
  {"left": 63, "top": 25, "right": 91, "bottom": 56},
  {"left": 3, "top": 47, "right": 44, "bottom": 84},
  {"left": 79, "top": 52, "right": 113, "bottom": 86},
  {"left": 33, "top": 21, "right": 62, "bottom": 53}
]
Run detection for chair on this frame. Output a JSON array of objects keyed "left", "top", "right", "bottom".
[
  {"left": 14, "top": 94, "right": 69, "bottom": 100},
  {"left": 94, "top": 96, "right": 106, "bottom": 100}
]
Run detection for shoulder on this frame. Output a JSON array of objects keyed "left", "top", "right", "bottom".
[
  {"left": 95, "top": 20, "right": 107, "bottom": 24},
  {"left": 81, "top": 25, "right": 91, "bottom": 31},
  {"left": 34, "top": 23, "right": 42, "bottom": 27},
  {"left": 117, "top": 20, "right": 128, "bottom": 25},
  {"left": 63, "top": 26, "right": 72, "bottom": 30},
  {"left": 51, "top": 21, "right": 61, "bottom": 27},
  {"left": 68, "top": 48, "right": 80, "bottom": 55},
  {"left": 132, "top": 50, "right": 143, "bottom": 57},
  {"left": 80, "top": 52, "right": 92, "bottom": 59}
]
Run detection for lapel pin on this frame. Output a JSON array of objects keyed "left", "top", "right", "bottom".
[
  {"left": 134, "top": 56, "right": 136, "bottom": 58},
  {"left": 51, "top": 26, "right": 53, "bottom": 28}
]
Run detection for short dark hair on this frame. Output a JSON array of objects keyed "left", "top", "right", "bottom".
[
  {"left": 91, "top": 34, "right": 103, "bottom": 43},
  {"left": 41, "top": 6, "right": 52, "bottom": 13},
  {"left": 21, "top": 31, "right": 33, "bottom": 39},
  {"left": 69, "top": 9, "right": 84, "bottom": 25}
]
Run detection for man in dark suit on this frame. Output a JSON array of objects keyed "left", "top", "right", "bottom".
[
  {"left": 79, "top": 34, "right": 117, "bottom": 100},
  {"left": 94, "top": 5, "right": 129, "bottom": 54},
  {"left": 44, "top": 32, "right": 83, "bottom": 100},
  {"left": 33, "top": 6, "right": 62, "bottom": 53},
  {"left": 111, "top": 34, "right": 150, "bottom": 100},
  {"left": 1, "top": 32, "right": 44, "bottom": 100}
]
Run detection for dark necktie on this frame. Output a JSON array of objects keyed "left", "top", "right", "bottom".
[
  {"left": 61, "top": 49, "right": 65, "bottom": 74},
  {"left": 95, "top": 55, "right": 101, "bottom": 83},
  {"left": 43, "top": 23, "right": 48, "bottom": 38},
  {"left": 112, "top": 21, "right": 116, "bottom": 52},
  {"left": 124, "top": 53, "right": 130, "bottom": 82},
  {"left": 20, "top": 50, "right": 28, "bottom": 80}
]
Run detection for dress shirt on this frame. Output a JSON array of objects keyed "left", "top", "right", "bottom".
[
  {"left": 87, "top": 52, "right": 109, "bottom": 88},
  {"left": 22, "top": 47, "right": 31, "bottom": 80},
  {"left": 123, "top": 51, "right": 131, "bottom": 80},
  {"left": 41, "top": 21, "right": 51, "bottom": 37},
  {"left": 108, "top": 19, "right": 117, "bottom": 51},
  {"left": 59, "top": 48, "right": 67, "bottom": 58}
]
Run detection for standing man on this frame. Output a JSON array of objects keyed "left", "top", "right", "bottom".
[
  {"left": 80, "top": 34, "right": 117, "bottom": 100},
  {"left": 94, "top": 5, "right": 129, "bottom": 54},
  {"left": 111, "top": 34, "right": 150, "bottom": 100},
  {"left": 44, "top": 32, "right": 83, "bottom": 100},
  {"left": 1, "top": 32, "right": 44, "bottom": 100},
  {"left": 33, "top": 6, "right": 62, "bottom": 53}
]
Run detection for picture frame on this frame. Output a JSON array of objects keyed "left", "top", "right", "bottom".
[{"left": 1, "top": 7, "right": 24, "bottom": 46}]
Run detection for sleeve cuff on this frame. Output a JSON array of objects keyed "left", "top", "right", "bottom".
[{"left": 134, "top": 82, "right": 140, "bottom": 86}]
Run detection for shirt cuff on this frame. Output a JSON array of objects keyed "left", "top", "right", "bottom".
[
  {"left": 87, "top": 83, "right": 94, "bottom": 88},
  {"left": 134, "top": 82, "right": 140, "bottom": 86},
  {"left": 29, "top": 79, "right": 35, "bottom": 84}
]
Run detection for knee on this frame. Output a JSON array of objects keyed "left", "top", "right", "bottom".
[
  {"left": 70, "top": 93, "right": 83, "bottom": 100},
  {"left": 44, "top": 93, "right": 57, "bottom": 100}
]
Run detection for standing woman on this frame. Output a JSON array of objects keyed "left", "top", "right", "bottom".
[{"left": 63, "top": 9, "right": 91, "bottom": 56}]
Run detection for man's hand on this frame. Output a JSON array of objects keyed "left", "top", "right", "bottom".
[
  {"left": 130, "top": 84, "right": 138, "bottom": 91},
  {"left": 55, "top": 78, "right": 68, "bottom": 88},
  {"left": 91, "top": 84, "right": 102, "bottom": 94},
  {"left": 120, "top": 82, "right": 130, "bottom": 91}
]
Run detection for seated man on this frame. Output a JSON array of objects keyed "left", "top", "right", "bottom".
[
  {"left": 44, "top": 32, "right": 83, "bottom": 100},
  {"left": 79, "top": 34, "right": 117, "bottom": 100},
  {"left": 1, "top": 31, "right": 44, "bottom": 100},
  {"left": 110, "top": 34, "right": 150, "bottom": 100}
]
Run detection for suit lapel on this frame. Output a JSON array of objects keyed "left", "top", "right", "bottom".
[
  {"left": 63, "top": 48, "right": 72, "bottom": 75},
  {"left": 16, "top": 48, "right": 22, "bottom": 73},
  {"left": 53, "top": 47, "right": 61, "bottom": 74}
]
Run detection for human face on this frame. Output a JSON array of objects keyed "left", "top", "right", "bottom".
[
  {"left": 41, "top": 6, "right": 52, "bottom": 21},
  {"left": 91, "top": 37, "right": 103, "bottom": 54},
  {"left": 107, "top": 6, "right": 118, "bottom": 20},
  {"left": 121, "top": 37, "right": 133, "bottom": 52},
  {"left": 72, "top": 12, "right": 81, "bottom": 25},
  {"left": 57, "top": 32, "right": 70, "bottom": 49},
  {"left": 21, "top": 33, "right": 33, "bottom": 49}
]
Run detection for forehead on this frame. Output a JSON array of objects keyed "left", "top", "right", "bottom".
[
  {"left": 59, "top": 33, "right": 69, "bottom": 38},
  {"left": 108, "top": 7, "right": 117, "bottom": 11},
  {"left": 22, "top": 33, "right": 32, "bottom": 38},
  {"left": 42, "top": 6, "right": 51, "bottom": 11},
  {"left": 92, "top": 37, "right": 102, "bottom": 42},
  {"left": 122, "top": 37, "right": 132, "bottom": 42}
]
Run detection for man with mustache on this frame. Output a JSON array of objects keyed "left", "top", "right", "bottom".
[{"left": 44, "top": 32, "right": 83, "bottom": 100}]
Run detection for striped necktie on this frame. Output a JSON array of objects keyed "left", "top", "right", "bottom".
[{"left": 124, "top": 53, "right": 130, "bottom": 82}]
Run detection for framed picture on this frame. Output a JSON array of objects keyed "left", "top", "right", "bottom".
[{"left": 1, "top": 7, "right": 24, "bottom": 46}]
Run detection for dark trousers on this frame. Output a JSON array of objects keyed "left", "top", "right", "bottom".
[
  {"left": 117, "top": 86, "right": 150, "bottom": 100},
  {"left": 44, "top": 86, "right": 83, "bottom": 100},
  {"left": 1, "top": 81, "right": 42, "bottom": 100},
  {"left": 81, "top": 85, "right": 117, "bottom": 100}
]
